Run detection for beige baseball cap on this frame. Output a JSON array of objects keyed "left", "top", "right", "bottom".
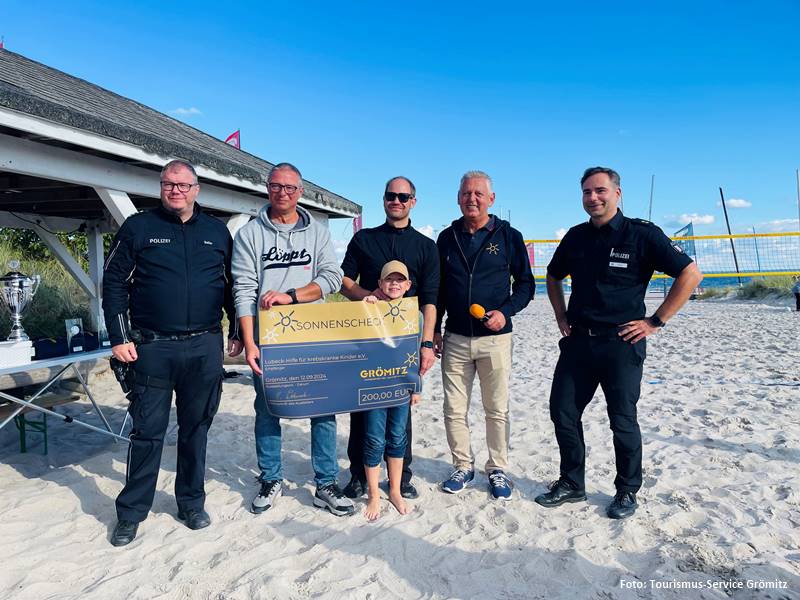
[{"left": 380, "top": 260, "right": 409, "bottom": 280}]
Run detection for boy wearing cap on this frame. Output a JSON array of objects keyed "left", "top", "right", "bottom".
[{"left": 362, "top": 260, "right": 421, "bottom": 520}]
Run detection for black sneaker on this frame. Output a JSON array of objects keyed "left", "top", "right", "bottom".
[
  {"left": 400, "top": 480, "right": 419, "bottom": 499},
  {"left": 607, "top": 491, "right": 638, "bottom": 519},
  {"left": 342, "top": 476, "right": 366, "bottom": 499},
  {"left": 251, "top": 479, "right": 282, "bottom": 514},
  {"left": 534, "top": 478, "right": 587, "bottom": 507},
  {"left": 177, "top": 508, "right": 211, "bottom": 530},
  {"left": 314, "top": 483, "right": 356, "bottom": 516},
  {"left": 110, "top": 519, "right": 139, "bottom": 547}
]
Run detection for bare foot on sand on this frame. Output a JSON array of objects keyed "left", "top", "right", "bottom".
[
  {"left": 388, "top": 491, "right": 410, "bottom": 516},
  {"left": 364, "top": 496, "right": 381, "bottom": 521}
]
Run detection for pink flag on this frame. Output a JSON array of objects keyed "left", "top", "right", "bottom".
[
  {"left": 353, "top": 215, "right": 363, "bottom": 234},
  {"left": 225, "top": 130, "right": 241, "bottom": 149},
  {"left": 526, "top": 242, "right": 535, "bottom": 269}
]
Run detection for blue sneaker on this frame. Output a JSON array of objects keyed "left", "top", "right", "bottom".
[
  {"left": 488, "top": 470, "right": 513, "bottom": 501},
  {"left": 441, "top": 468, "right": 474, "bottom": 494}
]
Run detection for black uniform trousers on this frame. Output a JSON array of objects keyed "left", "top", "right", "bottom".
[
  {"left": 549, "top": 333, "right": 646, "bottom": 493},
  {"left": 348, "top": 410, "right": 413, "bottom": 485},
  {"left": 116, "top": 332, "right": 223, "bottom": 522}
]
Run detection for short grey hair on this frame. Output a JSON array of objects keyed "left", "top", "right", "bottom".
[
  {"left": 268, "top": 162, "right": 303, "bottom": 184},
  {"left": 460, "top": 170, "right": 492, "bottom": 191},
  {"left": 161, "top": 159, "right": 198, "bottom": 182}
]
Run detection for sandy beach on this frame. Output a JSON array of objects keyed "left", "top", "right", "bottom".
[{"left": 1, "top": 297, "right": 798, "bottom": 599}]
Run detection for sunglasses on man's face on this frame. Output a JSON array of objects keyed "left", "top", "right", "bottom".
[{"left": 384, "top": 192, "right": 414, "bottom": 203}]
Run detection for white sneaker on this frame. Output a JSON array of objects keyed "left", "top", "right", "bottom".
[
  {"left": 251, "top": 479, "right": 282, "bottom": 514},
  {"left": 313, "top": 483, "right": 355, "bottom": 516}
]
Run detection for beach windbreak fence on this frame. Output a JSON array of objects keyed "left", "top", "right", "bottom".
[{"left": 525, "top": 232, "right": 800, "bottom": 285}]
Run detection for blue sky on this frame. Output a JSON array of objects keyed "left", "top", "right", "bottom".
[{"left": 3, "top": 1, "right": 799, "bottom": 249}]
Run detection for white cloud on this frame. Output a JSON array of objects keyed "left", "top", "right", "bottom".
[
  {"left": 555, "top": 228, "right": 568, "bottom": 240},
  {"left": 716, "top": 198, "right": 752, "bottom": 208},
  {"left": 754, "top": 218, "right": 800, "bottom": 233},
  {"left": 417, "top": 224, "right": 436, "bottom": 239},
  {"left": 664, "top": 213, "right": 715, "bottom": 227},
  {"left": 171, "top": 107, "right": 202, "bottom": 116}
]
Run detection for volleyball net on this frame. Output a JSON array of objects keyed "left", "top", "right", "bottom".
[{"left": 525, "top": 232, "right": 800, "bottom": 282}]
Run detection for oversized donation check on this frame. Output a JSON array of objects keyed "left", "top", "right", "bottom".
[{"left": 258, "top": 297, "right": 421, "bottom": 418}]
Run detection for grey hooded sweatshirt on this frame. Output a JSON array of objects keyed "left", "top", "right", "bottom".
[{"left": 231, "top": 204, "right": 343, "bottom": 330}]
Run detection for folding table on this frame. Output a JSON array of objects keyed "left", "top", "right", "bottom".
[{"left": 0, "top": 349, "right": 130, "bottom": 447}]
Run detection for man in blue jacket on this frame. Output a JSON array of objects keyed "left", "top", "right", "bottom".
[{"left": 433, "top": 170, "right": 534, "bottom": 501}]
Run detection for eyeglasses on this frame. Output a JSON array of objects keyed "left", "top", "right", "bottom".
[
  {"left": 268, "top": 183, "right": 300, "bottom": 194},
  {"left": 384, "top": 192, "right": 414, "bottom": 203},
  {"left": 160, "top": 181, "right": 197, "bottom": 193}
]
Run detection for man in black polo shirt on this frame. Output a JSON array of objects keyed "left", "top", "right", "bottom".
[
  {"left": 340, "top": 175, "right": 440, "bottom": 499},
  {"left": 535, "top": 166, "right": 703, "bottom": 519}
]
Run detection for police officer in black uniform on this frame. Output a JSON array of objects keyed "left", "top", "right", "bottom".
[
  {"left": 535, "top": 166, "right": 702, "bottom": 519},
  {"left": 103, "top": 159, "right": 242, "bottom": 546}
]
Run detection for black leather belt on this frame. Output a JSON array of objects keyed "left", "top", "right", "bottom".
[
  {"left": 139, "top": 327, "right": 220, "bottom": 342},
  {"left": 570, "top": 325, "right": 621, "bottom": 337}
]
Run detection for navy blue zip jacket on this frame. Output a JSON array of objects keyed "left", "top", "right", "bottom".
[
  {"left": 102, "top": 204, "right": 236, "bottom": 346},
  {"left": 435, "top": 216, "right": 534, "bottom": 337}
]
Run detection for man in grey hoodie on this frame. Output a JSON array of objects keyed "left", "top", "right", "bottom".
[{"left": 232, "top": 162, "right": 353, "bottom": 516}]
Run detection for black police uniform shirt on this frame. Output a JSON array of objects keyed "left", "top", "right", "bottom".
[
  {"left": 102, "top": 204, "right": 236, "bottom": 346},
  {"left": 547, "top": 210, "right": 693, "bottom": 329}
]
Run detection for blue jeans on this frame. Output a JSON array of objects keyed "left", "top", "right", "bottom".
[
  {"left": 253, "top": 376, "right": 338, "bottom": 488},
  {"left": 363, "top": 403, "right": 410, "bottom": 467}
]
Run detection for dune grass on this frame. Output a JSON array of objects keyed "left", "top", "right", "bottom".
[
  {"left": 737, "top": 276, "right": 794, "bottom": 299},
  {"left": 698, "top": 275, "right": 796, "bottom": 301}
]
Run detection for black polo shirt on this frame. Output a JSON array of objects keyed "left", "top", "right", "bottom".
[
  {"left": 341, "top": 221, "right": 440, "bottom": 306},
  {"left": 547, "top": 210, "right": 693, "bottom": 328}
]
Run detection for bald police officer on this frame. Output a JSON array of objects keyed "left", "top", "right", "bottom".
[{"left": 535, "top": 166, "right": 703, "bottom": 519}]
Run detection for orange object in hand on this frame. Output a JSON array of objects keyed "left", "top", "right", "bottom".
[{"left": 469, "top": 304, "right": 489, "bottom": 322}]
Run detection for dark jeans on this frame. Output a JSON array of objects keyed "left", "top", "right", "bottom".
[
  {"left": 363, "top": 403, "right": 410, "bottom": 467},
  {"left": 548, "top": 334, "right": 645, "bottom": 493},
  {"left": 795, "top": 292, "right": 800, "bottom": 311},
  {"left": 348, "top": 408, "right": 413, "bottom": 485},
  {"left": 116, "top": 332, "right": 223, "bottom": 522}
]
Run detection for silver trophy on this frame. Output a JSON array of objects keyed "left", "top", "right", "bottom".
[{"left": 0, "top": 260, "right": 41, "bottom": 342}]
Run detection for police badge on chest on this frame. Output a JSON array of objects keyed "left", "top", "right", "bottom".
[{"left": 609, "top": 247, "right": 630, "bottom": 269}]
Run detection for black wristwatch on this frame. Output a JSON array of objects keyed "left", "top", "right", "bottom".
[
  {"left": 286, "top": 288, "right": 299, "bottom": 304},
  {"left": 420, "top": 340, "right": 434, "bottom": 349},
  {"left": 648, "top": 314, "right": 666, "bottom": 328}
]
